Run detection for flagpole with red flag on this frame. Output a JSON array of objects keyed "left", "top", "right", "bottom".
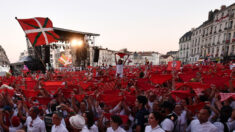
[{"left": 15, "top": 17, "right": 60, "bottom": 72}]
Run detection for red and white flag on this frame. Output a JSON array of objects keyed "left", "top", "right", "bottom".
[
  {"left": 219, "top": 93, "right": 235, "bottom": 102},
  {"left": 167, "top": 61, "right": 181, "bottom": 71},
  {"left": 16, "top": 17, "right": 60, "bottom": 46}
]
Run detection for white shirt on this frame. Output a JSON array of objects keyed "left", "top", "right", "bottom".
[
  {"left": 25, "top": 116, "right": 46, "bottom": 132},
  {"left": 187, "top": 119, "right": 218, "bottom": 132},
  {"left": 161, "top": 118, "right": 174, "bottom": 132},
  {"left": 116, "top": 64, "right": 124, "bottom": 77},
  {"left": 51, "top": 123, "right": 68, "bottom": 132},
  {"left": 213, "top": 122, "right": 224, "bottom": 132},
  {"left": 9, "top": 123, "right": 23, "bottom": 132},
  {"left": 174, "top": 111, "right": 187, "bottom": 132},
  {"left": 82, "top": 124, "right": 99, "bottom": 132},
  {"left": 145, "top": 125, "right": 165, "bottom": 132},
  {"left": 107, "top": 126, "right": 126, "bottom": 132}
]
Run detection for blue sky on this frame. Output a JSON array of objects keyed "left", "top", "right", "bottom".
[{"left": 0, "top": 0, "right": 234, "bottom": 62}]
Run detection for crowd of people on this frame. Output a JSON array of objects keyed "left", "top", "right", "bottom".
[{"left": 0, "top": 58, "right": 235, "bottom": 132}]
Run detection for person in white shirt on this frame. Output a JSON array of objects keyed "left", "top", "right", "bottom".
[
  {"left": 173, "top": 104, "right": 187, "bottom": 132},
  {"left": 186, "top": 106, "right": 218, "bottom": 132},
  {"left": 160, "top": 101, "right": 176, "bottom": 132},
  {"left": 107, "top": 115, "right": 126, "bottom": 132},
  {"left": 0, "top": 113, "right": 23, "bottom": 132},
  {"left": 145, "top": 112, "right": 165, "bottom": 132},
  {"left": 115, "top": 53, "right": 129, "bottom": 78},
  {"left": 25, "top": 106, "right": 46, "bottom": 132},
  {"left": 82, "top": 111, "right": 98, "bottom": 132},
  {"left": 51, "top": 111, "right": 68, "bottom": 132}
]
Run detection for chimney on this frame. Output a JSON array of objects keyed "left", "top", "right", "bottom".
[
  {"left": 221, "top": 5, "right": 226, "bottom": 10},
  {"left": 208, "top": 11, "right": 214, "bottom": 21}
]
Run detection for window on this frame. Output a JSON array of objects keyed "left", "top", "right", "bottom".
[
  {"left": 228, "top": 33, "right": 231, "bottom": 40},
  {"left": 229, "top": 21, "right": 233, "bottom": 28},
  {"left": 224, "top": 33, "right": 227, "bottom": 41}
]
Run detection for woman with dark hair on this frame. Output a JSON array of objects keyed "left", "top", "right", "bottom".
[
  {"left": 82, "top": 111, "right": 98, "bottom": 132},
  {"left": 145, "top": 112, "right": 164, "bottom": 132},
  {"left": 107, "top": 115, "right": 126, "bottom": 132}
]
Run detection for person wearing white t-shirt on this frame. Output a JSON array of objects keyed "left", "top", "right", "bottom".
[
  {"left": 0, "top": 112, "right": 23, "bottom": 132},
  {"left": 106, "top": 115, "right": 126, "bottom": 132},
  {"left": 186, "top": 106, "right": 218, "bottom": 132},
  {"left": 51, "top": 111, "right": 68, "bottom": 132},
  {"left": 145, "top": 112, "right": 164, "bottom": 132},
  {"left": 115, "top": 53, "right": 129, "bottom": 78},
  {"left": 25, "top": 106, "right": 46, "bottom": 132},
  {"left": 82, "top": 111, "right": 98, "bottom": 132}
]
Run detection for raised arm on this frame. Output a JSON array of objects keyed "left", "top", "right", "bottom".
[
  {"left": 123, "top": 54, "right": 130, "bottom": 65},
  {"left": 114, "top": 53, "right": 117, "bottom": 64}
]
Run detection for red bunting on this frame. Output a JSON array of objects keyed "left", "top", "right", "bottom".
[
  {"left": 75, "top": 94, "right": 85, "bottom": 102},
  {"left": 23, "top": 90, "right": 39, "bottom": 98},
  {"left": 186, "top": 102, "right": 206, "bottom": 113},
  {"left": 150, "top": 74, "right": 172, "bottom": 84},
  {"left": 219, "top": 93, "right": 235, "bottom": 102},
  {"left": 171, "top": 90, "right": 194, "bottom": 99}
]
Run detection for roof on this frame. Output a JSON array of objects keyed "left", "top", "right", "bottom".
[
  {"left": 179, "top": 31, "right": 192, "bottom": 42},
  {"left": 160, "top": 55, "right": 172, "bottom": 59},
  {"left": 54, "top": 27, "right": 100, "bottom": 36}
]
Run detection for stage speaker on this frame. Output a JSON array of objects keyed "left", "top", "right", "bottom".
[
  {"left": 44, "top": 45, "right": 50, "bottom": 64},
  {"left": 93, "top": 48, "right": 99, "bottom": 62},
  {"left": 35, "top": 46, "right": 42, "bottom": 58}
]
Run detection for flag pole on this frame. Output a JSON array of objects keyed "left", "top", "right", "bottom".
[
  {"left": 27, "top": 38, "right": 47, "bottom": 71},
  {"left": 15, "top": 17, "right": 47, "bottom": 72}
]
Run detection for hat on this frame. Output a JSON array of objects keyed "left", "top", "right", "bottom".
[
  {"left": 69, "top": 114, "right": 85, "bottom": 130},
  {"left": 11, "top": 116, "right": 20, "bottom": 127}
]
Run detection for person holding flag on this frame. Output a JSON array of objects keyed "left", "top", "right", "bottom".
[{"left": 114, "top": 53, "right": 129, "bottom": 78}]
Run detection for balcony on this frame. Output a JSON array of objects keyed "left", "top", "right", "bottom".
[
  {"left": 226, "top": 40, "right": 230, "bottom": 44},
  {"left": 229, "top": 14, "right": 234, "bottom": 19},
  {"left": 232, "top": 38, "right": 235, "bottom": 43}
]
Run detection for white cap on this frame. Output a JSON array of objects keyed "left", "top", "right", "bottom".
[{"left": 69, "top": 114, "right": 85, "bottom": 130}]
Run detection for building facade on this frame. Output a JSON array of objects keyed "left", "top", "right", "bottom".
[
  {"left": 159, "top": 55, "right": 173, "bottom": 65},
  {"left": 0, "top": 45, "right": 10, "bottom": 67},
  {"left": 179, "top": 4, "right": 235, "bottom": 64},
  {"left": 179, "top": 31, "right": 192, "bottom": 64}
]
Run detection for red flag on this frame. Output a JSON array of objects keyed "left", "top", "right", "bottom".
[
  {"left": 167, "top": 61, "right": 181, "bottom": 71},
  {"left": 219, "top": 93, "right": 235, "bottom": 102},
  {"left": 75, "top": 94, "right": 85, "bottom": 102},
  {"left": 171, "top": 90, "right": 194, "bottom": 99},
  {"left": 186, "top": 102, "right": 206, "bottom": 113},
  {"left": 16, "top": 17, "right": 60, "bottom": 46},
  {"left": 117, "top": 53, "right": 126, "bottom": 58}
]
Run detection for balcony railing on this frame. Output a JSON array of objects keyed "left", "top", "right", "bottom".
[{"left": 232, "top": 38, "right": 235, "bottom": 43}]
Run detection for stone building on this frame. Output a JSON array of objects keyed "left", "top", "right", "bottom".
[
  {"left": 0, "top": 45, "right": 10, "bottom": 67},
  {"left": 179, "top": 3, "right": 235, "bottom": 63}
]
